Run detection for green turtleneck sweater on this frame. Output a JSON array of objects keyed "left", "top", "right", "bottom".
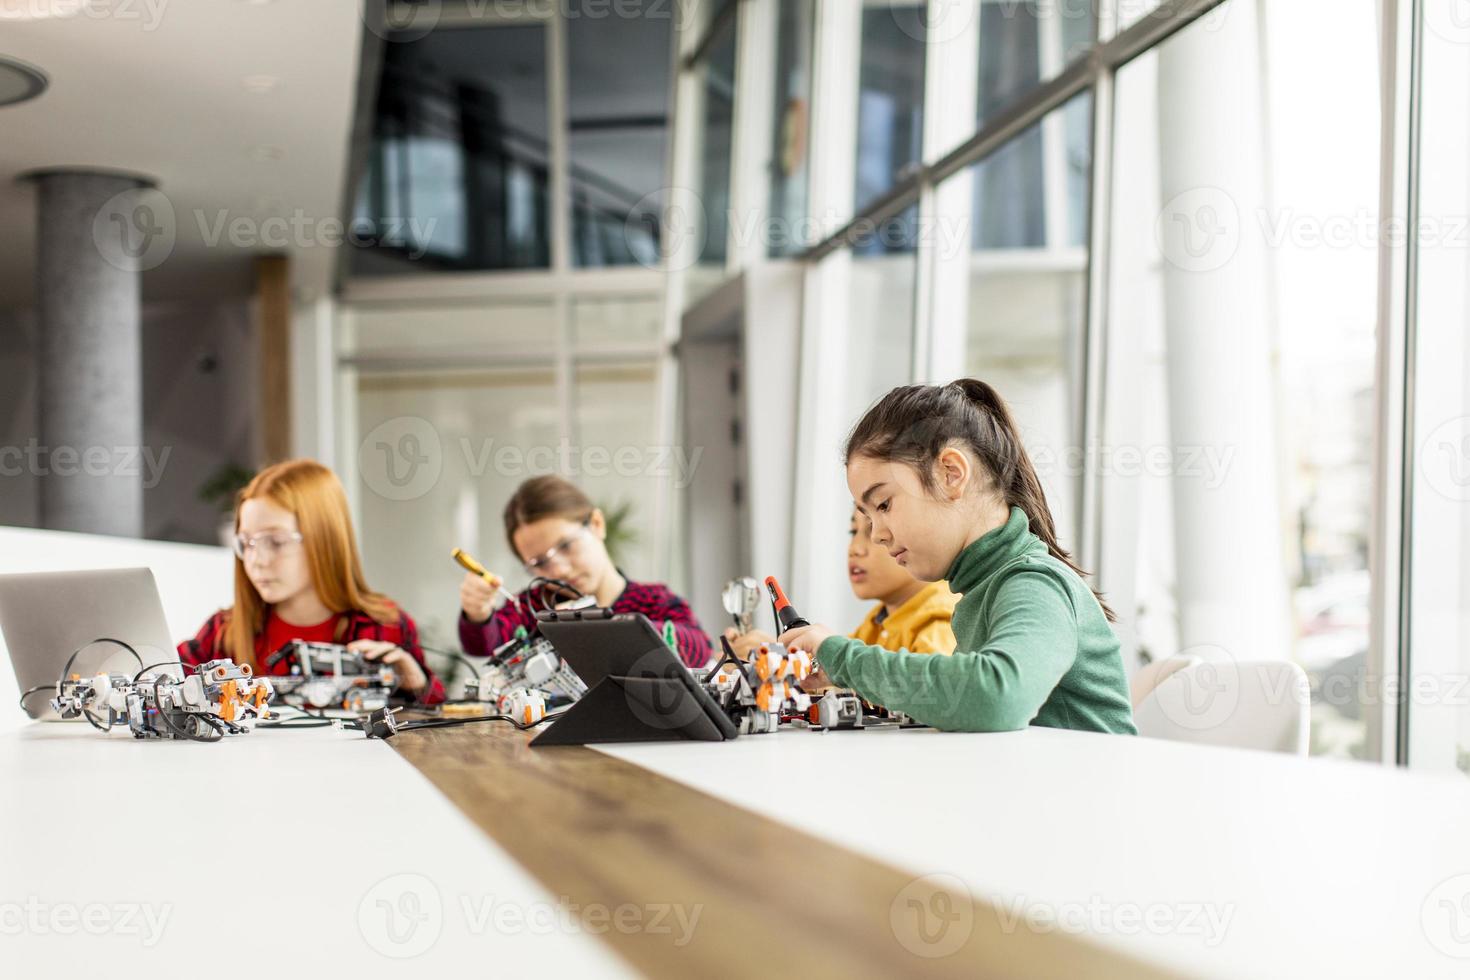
[{"left": 816, "top": 506, "right": 1137, "bottom": 734}]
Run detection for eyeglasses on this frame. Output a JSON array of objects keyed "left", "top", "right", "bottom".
[
  {"left": 522, "top": 520, "right": 591, "bottom": 574},
  {"left": 233, "top": 530, "right": 303, "bottom": 563}
]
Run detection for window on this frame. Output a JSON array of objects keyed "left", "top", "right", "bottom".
[
  {"left": 938, "top": 93, "right": 1092, "bottom": 550},
  {"left": 767, "top": 0, "right": 815, "bottom": 258},
  {"left": 1103, "top": 0, "right": 1381, "bottom": 759},
  {"left": 686, "top": 13, "right": 738, "bottom": 302},
  {"left": 352, "top": 25, "right": 552, "bottom": 274},
  {"left": 853, "top": 3, "right": 926, "bottom": 216},
  {"left": 567, "top": 4, "right": 673, "bottom": 268}
]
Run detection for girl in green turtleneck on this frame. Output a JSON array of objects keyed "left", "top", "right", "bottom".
[{"left": 779, "top": 379, "right": 1136, "bottom": 735}]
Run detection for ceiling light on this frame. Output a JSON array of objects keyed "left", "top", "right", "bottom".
[{"left": 0, "top": 56, "right": 46, "bottom": 108}]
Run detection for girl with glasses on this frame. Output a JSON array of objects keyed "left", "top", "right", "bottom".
[
  {"left": 458, "top": 475, "right": 712, "bottom": 668},
  {"left": 178, "top": 459, "right": 445, "bottom": 704}
]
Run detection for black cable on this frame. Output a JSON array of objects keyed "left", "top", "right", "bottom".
[
  {"left": 17, "top": 683, "right": 56, "bottom": 712},
  {"left": 384, "top": 707, "right": 567, "bottom": 734},
  {"left": 55, "top": 637, "right": 144, "bottom": 692},
  {"left": 151, "top": 675, "right": 220, "bottom": 743},
  {"left": 133, "top": 660, "right": 193, "bottom": 683},
  {"left": 420, "top": 644, "right": 485, "bottom": 682}
]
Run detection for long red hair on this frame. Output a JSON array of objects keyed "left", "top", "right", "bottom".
[{"left": 223, "top": 459, "right": 396, "bottom": 667}]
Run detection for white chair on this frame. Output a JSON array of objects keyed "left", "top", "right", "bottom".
[
  {"left": 1134, "top": 660, "right": 1312, "bottom": 756},
  {"left": 1129, "top": 654, "right": 1200, "bottom": 709}
]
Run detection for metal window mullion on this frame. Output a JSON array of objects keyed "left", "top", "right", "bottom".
[
  {"left": 1078, "top": 65, "right": 1114, "bottom": 578},
  {"left": 1371, "top": 0, "right": 1421, "bottom": 767},
  {"left": 800, "top": 0, "right": 1230, "bottom": 264},
  {"left": 548, "top": 10, "right": 572, "bottom": 274}
]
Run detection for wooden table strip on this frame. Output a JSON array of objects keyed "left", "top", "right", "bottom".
[{"left": 392, "top": 725, "right": 1183, "bottom": 979}]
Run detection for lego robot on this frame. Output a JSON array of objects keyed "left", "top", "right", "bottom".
[
  {"left": 265, "top": 640, "right": 397, "bottom": 713},
  {"left": 462, "top": 627, "right": 587, "bottom": 708},
  {"left": 51, "top": 659, "right": 274, "bottom": 740}
]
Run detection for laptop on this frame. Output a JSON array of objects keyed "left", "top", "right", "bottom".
[{"left": 0, "top": 568, "right": 180, "bottom": 720}]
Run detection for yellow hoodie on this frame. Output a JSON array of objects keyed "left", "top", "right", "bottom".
[{"left": 850, "top": 580, "right": 958, "bottom": 655}]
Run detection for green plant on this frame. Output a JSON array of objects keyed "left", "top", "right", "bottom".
[
  {"left": 598, "top": 499, "right": 638, "bottom": 566},
  {"left": 198, "top": 462, "right": 256, "bottom": 514}
]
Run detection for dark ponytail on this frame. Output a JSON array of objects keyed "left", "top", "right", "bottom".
[{"left": 844, "top": 379, "right": 1115, "bottom": 622}]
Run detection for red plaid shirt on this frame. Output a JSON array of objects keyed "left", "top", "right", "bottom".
[
  {"left": 179, "top": 606, "right": 446, "bottom": 705},
  {"left": 459, "top": 579, "right": 712, "bottom": 668}
]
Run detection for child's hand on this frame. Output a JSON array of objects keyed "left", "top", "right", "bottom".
[
  {"left": 460, "top": 571, "right": 503, "bottom": 623},
  {"left": 722, "top": 627, "right": 777, "bottom": 661},
  {"left": 779, "top": 623, "right": 835, "bottom": 656},
  {"left": 350, "top": 639, "right": 427, "bottom": 695}
]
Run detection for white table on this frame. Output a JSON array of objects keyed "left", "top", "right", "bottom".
[
  {"left": 6, "top": 719, "right": 1469, "bottom": 979},
  {"left": 0, "top": 723, "right": 635, "bottom": 976},
  {"left": 596, "top": 726, "right": 1470, "bottom": 980}
]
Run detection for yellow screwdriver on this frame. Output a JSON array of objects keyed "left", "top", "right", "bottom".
[{"left": 451, "top": 548, "right": 518, "bottom": 605}]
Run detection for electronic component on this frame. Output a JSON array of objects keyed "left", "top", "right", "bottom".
[
  {"left": 721, "top": 577, "right": 760, "bottom": 635},
  {"left": 462, "top": 630, "right": 587, "bottom": 708},
  {"left": 765, "top": 575, "right": 810, "bottom": 632},
  {"left": 264, "top": 640, "right": 397, "bottom": 713},
  {"left": 50, "top": 659, "right": 274, "bottom": 741},
  {"left": 809, "top": 691, "right": 865, "bottom": 730},
  {"left": 703, "top": 636, "right": 813, "bottom": 735}
]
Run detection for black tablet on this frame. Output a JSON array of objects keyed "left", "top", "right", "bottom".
[{"left": 532, "top": 611, "right": 738, "bottom": 743}]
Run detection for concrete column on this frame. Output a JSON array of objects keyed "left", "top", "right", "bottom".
[
  {"left": 32, "top": 170, "right": 147, "bottom": 537},
  {"left": 1155, "top": 6, "right": 1292, "bottom": 660}
]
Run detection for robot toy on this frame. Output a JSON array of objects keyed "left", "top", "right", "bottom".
[
  {"left": 51, "top": 659, "right": 274, "bottom": 741},
  {"left": 265, "top": 640, "right": 397, "bottom": 713}
]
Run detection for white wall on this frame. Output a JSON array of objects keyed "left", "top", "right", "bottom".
[{"left": 0, "top": 527, "right": 234, "bottom": 733}]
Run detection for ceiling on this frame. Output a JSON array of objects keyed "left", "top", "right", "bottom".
[{"left": 0, "top": 0, "right": 366, "bottom": 310}]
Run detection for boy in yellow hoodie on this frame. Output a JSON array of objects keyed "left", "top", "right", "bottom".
[{"left": 723, "top": 509, "right": 957, "bottom": 657}]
